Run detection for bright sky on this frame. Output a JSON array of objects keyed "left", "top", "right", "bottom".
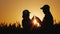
[{"left": 0, "top": 0, "right": 60, "bottom": 27}]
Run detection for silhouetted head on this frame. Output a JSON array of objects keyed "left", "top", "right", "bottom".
[
  {"left": 23, "top": 10, "right": 30, "bottom": 18},
  {"left": 41, "top": 5, "right": 50, "bottom": 14}
]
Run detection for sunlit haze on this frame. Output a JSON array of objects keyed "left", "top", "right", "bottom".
[
  {"left": 0, "top": 0, "right": 60, "bottom": 28},
  {"left": 33, "top": 16, "right": 40, "bottom": 27}
]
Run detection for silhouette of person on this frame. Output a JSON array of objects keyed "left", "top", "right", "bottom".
[
  {"left": 22, "top": 10, "right": 31, "bottom": 33},
  {"left": 40, "top": 5, "right": 53, "bottom": 31}
]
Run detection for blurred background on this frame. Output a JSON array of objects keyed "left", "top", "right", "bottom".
[{"left": 0, "top": 0, "right": 60, "bottom": 28}]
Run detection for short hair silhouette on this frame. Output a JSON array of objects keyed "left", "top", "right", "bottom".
[
  {"left": 40, "top": 5, "right": 53, "bottom": 30},
  {"left": 22, "top": 10, "right": 30, "bottom": 18}
]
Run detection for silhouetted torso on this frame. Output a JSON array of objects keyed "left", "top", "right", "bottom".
[
  {"left": 22, "top": 18, "right": 31, "bottom": 30},
  {"left": 42, "top": 12, "right": 53, "bottom": 27}
]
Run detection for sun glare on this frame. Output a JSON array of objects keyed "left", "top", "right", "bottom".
[
  {"left": 33, "top": 16, "right": 40, "bottom": 27},
  {"left": 34, "top": 17, "right": 37, "bottom": 25}
]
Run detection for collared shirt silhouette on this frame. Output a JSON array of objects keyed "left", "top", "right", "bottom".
[
  {"left": 22, "top": 10, "right": 31, "bottom": 33},
  {"left": 41, "top": 5, "right": 53, "bottom": 28}
]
